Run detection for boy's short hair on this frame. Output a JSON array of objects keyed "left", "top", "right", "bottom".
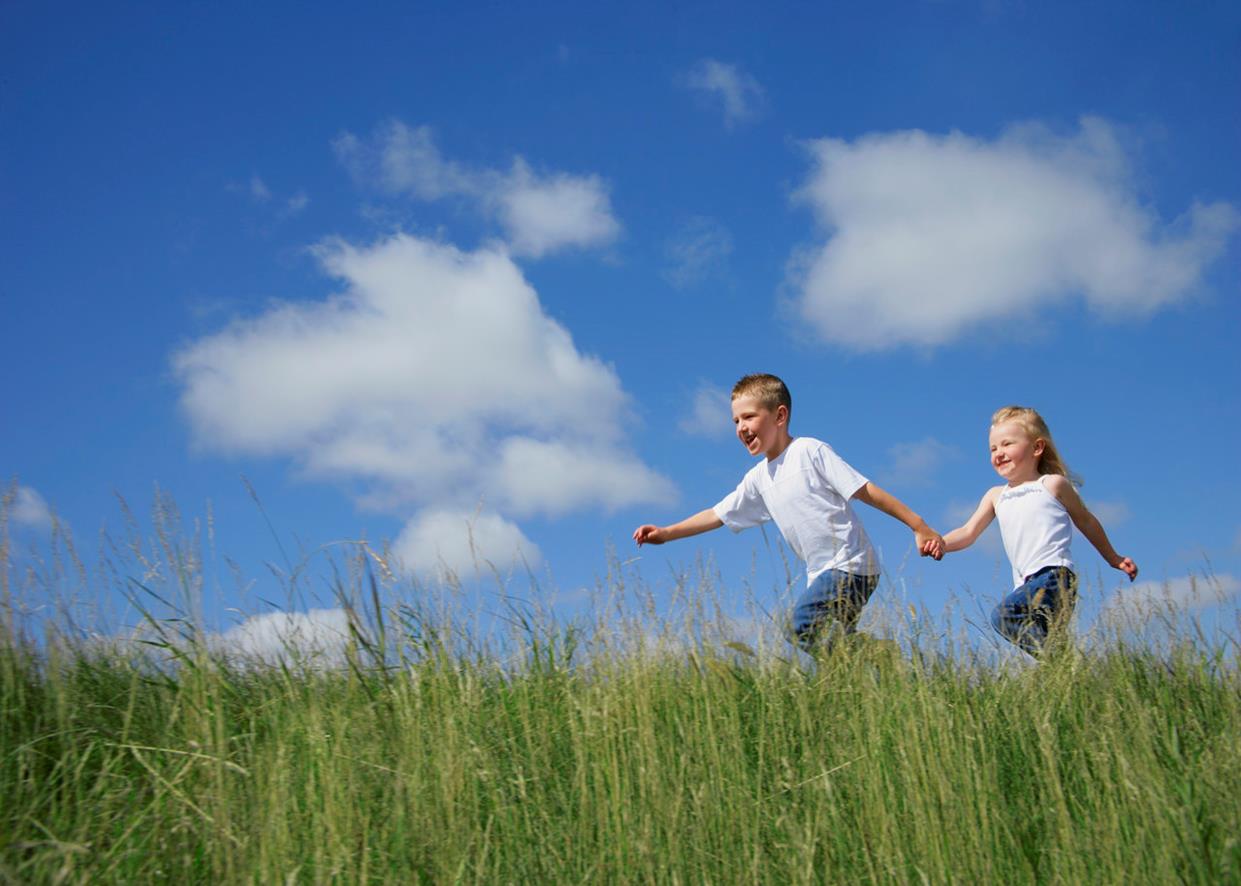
[{"left": 731, "top": 373, "right": 791, "bottom": 415}]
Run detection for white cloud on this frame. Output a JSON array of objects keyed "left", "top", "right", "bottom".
[
  {"left": 663, "top": 216, "right": 733, "bottom": 288},
  {"left": 173, "top": 232, "right": 674, "bottom": 522},
  {"left": 333, "top": 121, "right": 620, "bottom": 258},
  {"left": 392, "top": 508, "right": 541, "bottom": 582},
  {"left": 1098, "top": 573, "right": 1241, "bottom": 627},
  {"left": 789, "top": 117, "right": 1239, "bottom": 350},
  {"left": 9, "top": 486, "right": 53, "bottom": 530},
  {"left": 678, "top": 383, "right": 732, "bottom": 437},
  {"left": 491, "top": 438, "right": 672, "bottom": 516},
  {"left": 496, "top": 158, "right": 620, "bottom": 258},
  {"left": 208, "top": 608, "right": 352, "bottom": 667},
  {"left": 683, "top": 59, "right": 765, "bottom": 128},
  {"left": 879, "top": 437, "right": 959, "bottom": 487}
]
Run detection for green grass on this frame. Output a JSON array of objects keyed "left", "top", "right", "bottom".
[{"left": 2, "top": 504, "right": 1240, "bottom": 882}]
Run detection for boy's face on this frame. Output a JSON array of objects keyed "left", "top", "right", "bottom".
[{"left": 731, "top": 395, "right": 788, "bottom": 460}]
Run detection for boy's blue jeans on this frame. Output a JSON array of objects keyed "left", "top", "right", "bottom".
[
  {"left": 790, "top": 569, "right": 879, "bottom": 652},
  {"left": 991, "top": 566, "right": 1077, "bottom": 656}
]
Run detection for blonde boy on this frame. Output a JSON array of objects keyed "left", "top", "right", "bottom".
[{"left": 633, "top": 373, "right": 943, "bottom": 650}]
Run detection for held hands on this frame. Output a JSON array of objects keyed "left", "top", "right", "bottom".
[
  {"left": 917, "top": 528, "right": 945, "bottom": 561},
  {"left": 1114, "top": 556, "right": 1139, "bottom": 581}
]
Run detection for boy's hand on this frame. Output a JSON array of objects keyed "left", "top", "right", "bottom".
[
  {"left": 917, "top": 529, "right": 944, "bottom": 561},
  {"left": 633, "top": 525, "right": 666, "bottom": 546},
  {"left": 1113, "top": 556, "right": 1138, "bottom": 581}
]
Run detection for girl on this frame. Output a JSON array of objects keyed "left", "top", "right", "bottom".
[{"left": 936, "top": 406, "right": 1138, "bottom": 655}]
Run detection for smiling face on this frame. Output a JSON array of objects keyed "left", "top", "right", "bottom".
[
  {"left": 732, "top": 394, "right": 790, "bottom": 460},
  {"left": 989, "top": 419, "right": 1045, "bottom": 484}
]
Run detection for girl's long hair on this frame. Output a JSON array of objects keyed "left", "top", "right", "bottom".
[{"left": 991, "top": 406, "right": 1081, "bottom": 486}]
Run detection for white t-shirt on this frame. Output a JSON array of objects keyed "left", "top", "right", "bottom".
[
  {"left": 994, "top": 476, "right": 1075, "bottom": 588},
  {"left": 713, "top": 437, "right": 877, "bottom": 584}
]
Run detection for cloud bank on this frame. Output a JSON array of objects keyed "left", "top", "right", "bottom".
[
  {"left": 334, "top": 121, "right": 620, "bottom": 258},
  {"left": 1097, "top": 573, "right": 1240, "bottom": 629},
  {"left": 174, "top": 233, "right": 673, "bottom": 572},
  {"left": 790, "top": 117, "right": 1239, "bottom": 349}
]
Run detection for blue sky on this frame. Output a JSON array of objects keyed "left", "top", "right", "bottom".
[{"left": 4, "top": 0, "right": 1239, "bottom": 659}]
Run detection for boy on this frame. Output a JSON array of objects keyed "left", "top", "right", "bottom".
[{"left": 633, "top": 373, "right": 943, "bottom": 650}]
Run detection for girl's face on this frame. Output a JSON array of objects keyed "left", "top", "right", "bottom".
[{"left": 989, "top": 420, "right": 1045, "bottom": 484}]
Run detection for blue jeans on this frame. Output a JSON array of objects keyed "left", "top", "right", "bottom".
[
  {"left": 790, "top": 569, "right": 880, "bottom": 652},
  {"left": 991, "top": 566, "right": 1077, "bottom": 656}
]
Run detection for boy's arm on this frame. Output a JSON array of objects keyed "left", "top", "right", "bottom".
[
  {"left": 633, "top": 508, "right": 724, "bottom": 546},
  {"left": 852, "top": 482, "right": 944, "bottom": 560},
  {"left": 1043, "top": 475, "right": 1138, "bottom": 580},
  {"left": 942, "top": 489, "right": 998, "bottom": 553}
]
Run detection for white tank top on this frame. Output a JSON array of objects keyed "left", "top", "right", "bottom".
[{"left": 994, "top": 476, "right": 1075, "bottom": 588}]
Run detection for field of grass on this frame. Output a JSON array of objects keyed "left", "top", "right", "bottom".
[{"left": 2, "top": 505, "right": 1240, "bottom": 883}]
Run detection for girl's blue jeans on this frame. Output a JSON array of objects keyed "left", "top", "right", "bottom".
[
  {"left": 991, "top": 566, "right": 1077, "bottom": 656},
  {"left": 790, "top": 569, "right": 879, "bottom": 652}
]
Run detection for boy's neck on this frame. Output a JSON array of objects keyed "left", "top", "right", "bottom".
[{"left": 765, "top": 432, "right": 795, "bottom": 461}]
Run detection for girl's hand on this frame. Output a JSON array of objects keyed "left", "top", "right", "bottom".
[
  {"left": 1114, "top": 556, "right": 1138, "bottom": 581},
  {"left": 632, "top": 525, "right": 665, "bottom": 546}
]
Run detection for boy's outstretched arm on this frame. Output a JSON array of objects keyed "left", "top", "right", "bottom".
[
  {"left": 1043, "top": 475, "right": 1138, "bottom": 580},
  {"left": 633, "top": 508, "right": 724, "bottom": 546},
  {"left": 852, "top": 482, "right": 944, "bottom": 560}
]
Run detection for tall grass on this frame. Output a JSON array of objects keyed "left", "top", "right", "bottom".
[{"left": 2, "top": 495, "right": 1239, "bottom": 883}]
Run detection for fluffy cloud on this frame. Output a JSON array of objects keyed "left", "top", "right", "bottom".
[
  {"left": 789, "top": 117, "right": 1239, "bottom": 349},
  {"left": 334, "top": 121, "right": 620, "bottom": 258},
  {"left": 392, "top": 509, "right": 541, "bottom": 582},
  {"left": 207, "top": 608, "right": 352, "bottom": 667},
  {"left": 683, "top": 59, "right": 765, "bottom": 128},
  {"left": 173, "top": 233, "right": 674, "bottom": 521}
]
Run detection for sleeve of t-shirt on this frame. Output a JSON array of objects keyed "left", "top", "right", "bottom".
[
  {"left": 813, "top": 442, "right": 868, "bottom": 500},
  {"left": 712, "top": 468, "right": 771, "bottom": 532}
]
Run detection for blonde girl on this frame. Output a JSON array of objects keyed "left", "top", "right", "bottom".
[{"left": 936, "top": 407, "right": 1137, "bottom": 655}]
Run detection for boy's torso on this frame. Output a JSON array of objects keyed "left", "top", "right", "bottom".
[{"left": 720, "top": 437, "right": 878, "bottom": 581}]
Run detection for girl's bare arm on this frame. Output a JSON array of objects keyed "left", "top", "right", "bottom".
[
  {"left": 1043, "top": 475, "right": 1138, "bottom": 580},
  {"left": 942, "top": 488, "right": 998, "bottom": 553}
]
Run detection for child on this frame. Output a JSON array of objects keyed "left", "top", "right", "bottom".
[
  {"left": 939, "top": 406, "right": 1138, "bottom": 656},
  {"left": 633, "top": 373, "right": 943, "bottom": 652}
]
